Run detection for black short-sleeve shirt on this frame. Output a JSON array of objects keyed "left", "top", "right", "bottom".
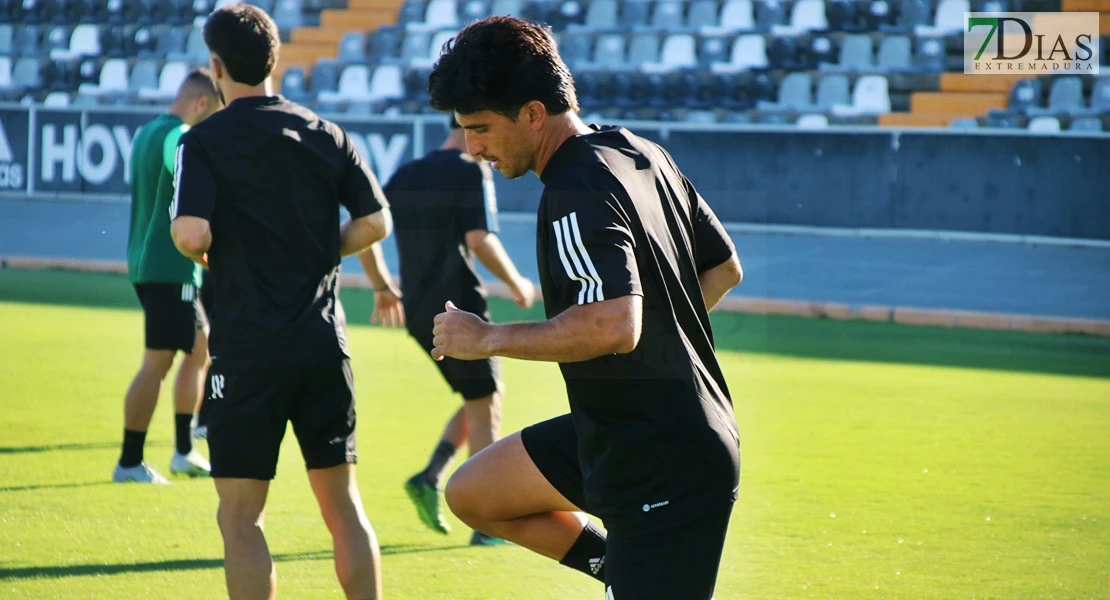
[
  {"left": 536, "top": 125, "right": 739, "bottom": 533},
  {"left": 171, "top": 95, "right": 388, "bottom": 372},
  {"left": 385, "top": 149, "right": 498, "bottom": 322}
]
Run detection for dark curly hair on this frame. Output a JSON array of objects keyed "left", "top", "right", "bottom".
[{"left": 428, "top": 16, "right": 578, "bottom": 120}]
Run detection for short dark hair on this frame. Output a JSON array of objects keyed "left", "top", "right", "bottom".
[
  {"left": 178, "top": 68, "right": 221, "bottom": 101},
  {"left": 203, "top": 3, "right": 280, "bottom": 86},
  {"left": 428, "top": 16, "right": 578, "bottom": 119},
  {"left": 449, "top": 115, "right": 461, "bottom": 129}
]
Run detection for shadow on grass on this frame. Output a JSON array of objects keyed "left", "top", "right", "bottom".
[
  {"left": 0, "top": 545, "right": 473, "bottom": 581},
  {"left": 3, "top": 268, "right": 1108, "bottom": 378},
  {"left": 0, "top": 441, "right": 170, "bottom": 455},
  {"left": 0, "top": 481, "right": 114, "bottom": 493}
]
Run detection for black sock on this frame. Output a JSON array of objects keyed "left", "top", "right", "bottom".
[
  {"left": 559, "top": 522, "right": 607, "bottom": 582},
  {"left": 423, "top": 440, "right": 458, "bottom": 489},
  {"left": 119, "top": 429, "right": 147, "bottom": 468},
  {"left": 174, "top": 413, "right": 193, "bottom": 455}
]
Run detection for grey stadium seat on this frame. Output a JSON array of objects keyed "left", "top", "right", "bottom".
[
  {"left": 877, "top": 35, "right": 911, "bottom": 71},
  {"left": 686, "top": 0, "right": 718, "bottom": 29},
  {"left": 582, "top": 0, "right": 617, "bottom": 29},
  {"left": 815, "top": 73, "right": 850, "bottom": 109}
]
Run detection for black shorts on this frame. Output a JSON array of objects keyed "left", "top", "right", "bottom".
[
  {"left": 522, "top": 415, "right": 732, "bottom": 599},
  {"left": 205, "top": 358, "right": 357, "bottom": 480},
  {"left": 133, "top": 283, "right": 207, "bottom": 353},
  {"left": 408, "top": 314, "right": 502, "bottom": 401}
]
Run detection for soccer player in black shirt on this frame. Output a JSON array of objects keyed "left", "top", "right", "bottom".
[
  {"left": 427, "top": 16, "right": 744, "bottom": 599},
  {"left": 357, "top": 116, "right": 535, "bottom": 544},
  {"left": 169, "top": 5, "right": 389, "bottom": 599}
]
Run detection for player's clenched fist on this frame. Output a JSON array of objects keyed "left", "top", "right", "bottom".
[{"left": 431, "top": 301, "right": 494, "bottom": 361}]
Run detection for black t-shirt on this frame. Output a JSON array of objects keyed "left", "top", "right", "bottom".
[
  {"left": 537, "top": 125, "right": 739, "bottom": 533},
  {"left": 171, "top": 95, "right": 388, "bottom": 372},
  {"left": 385, "top": 149, "right": 498, "bottom": 323}
]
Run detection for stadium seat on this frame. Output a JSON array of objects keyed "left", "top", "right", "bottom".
[
  {"left": 822, "top": 33, "right": 871, "bottom": 71},
  {"left": 863, "top": 0, "right": 891, "bottom": 30},
  {"left": 950, "top": 117, "right": 979, "bottom": 128},
  {"left": 1027, "top": 115, "right": 1060, "bottom": 133},
  {"left": 650, "top": 0, "right": 684, "bottom": 30},
  {"left": 100, "top": 24, "right": 126, "bottom": 57},
  {"left": 520, "top": 0, "right": 554, "bottom": 26},
  {"left": 0, "top": 58, "right": 12, "bottom": 93},
  {"left": 558, "top": 31, "right": 591, "bottom": 67},
  {"left": 767, "top": 35, "right": 798, "bottom": 69},
  {"left": 975, "top": 0, "right": 1007, "bottom": 11},
  {"left": 916, "top": 0, "right": 967, "bottom": 36},
  {"left": 643, "top": 34, "right": 696, "bottom": 72},
  {"left": 1028, "top": 77, "right": 1083, "bottom": 116},
  {"left": 986, "top": 111, "right": 1021, "bottom": 129},
  {"left": 43, "top": 26, "right": 72, "bottom": 58},
  {"left": 758, "top": 71, "right": 812, "bottom": 110},
  {"left": 748, "top": 70, "right": 776, "bottom": 103},
  {"left": 579, "top": 0, "right": 616, "bottom": 30},
  {"left": 1088, "top": 78, "right": 1110, "bottom": 114},
  {"left": 815, "top": 74, "right": 848, "bottom": 109},
  {"left": 888, "top": 0, "right": 928, "bottom": 31},
  {"left": 795, "top": 113, "right": 828, "bottom": 128},
  {"left": 409, "top": 0, "right": 459, "bottom": 31},
  {"left": 825, "top": 0, "right": 856, "bottom": 31},
  {"left": 310, "top": 60, "right": 339, "bottom": 94},
  {"left": 368, "top": 64, "right": 404, "bottom": 103},
  {"left": 627, "top": 33, "right": 660, "bottom": 66},
  {"left": 280, "top": 68, "right": 308, "bottom": 101},
  {"left": 318, "top": 65, "right": 370, "bottom": 103},
  {"left": 831, "top": 74, "right": 889, "bottom": 115},
  {"left": 460, "top": 0, "right": 488, "bottom": 22},
  {"left": 716, "top": 0, "right": 754, "bottom": 32},
  {"left": 65, "top": 26, "right": 104, "bottom": 62},
  {"left": 131, "top": 26, "right": 157, "bottom": 57},
  {"left": 78, "top": 56, "right": 127, "bottom": 95},
  {"left": 169, "top": 27, "right": 206, "bottom": 63},
  {"left": 409, "top": 29, "right": 455, "bottom": 67},
  {"left": 877, "top": 35, "right": 911, "bottom": 71},
  {"left": 247, "top": 0, "right": 276, "bottom": 11},
  {"left": 128, "top": 59, "right": 159, "bottom": 93},
  {"left": 1007, "top": 78, "right": 1042, "bottom": 113},
  {"left": 43, "top": 91, "right": 70, "bottom": 106},
  {"left": 488, "top": 0, "right": 520, "bottom": 16},
  {"left": 154, "top": 27, "right": 184, "bottom": 58},
  {"left": 754, "top": 0, "right": 785, "bottom": 31},
  {"left": 620, "top": 0, "right": 651, "bottom": 29},
  {"left": 558, "top": 0, "right": 587, "bottom": 25},
  {"left": 369, "top": 25, "right": 401, "bottom": 59},
  {"left": 1069, "top": 116, "right": 1103, "bottom": 132},
  {"left": 710, "top": 34, "right": 767, "bottom": 73},
  {"left": 0, "top": 26, "right": 12, "bottom": 56},
  {"left": 13, "top": 26, "right": 43, "bottom": 56},
  {"left": 401, "top": 30, "right": 431, "bottom": 61},
  {"left": 698, "top": 36, "right": 728, "bottom": 67},
  {"left": 403, "top": 67, "right": 431, "bottom": 102},
  {"left": 686, "top": 0, "right": 718, "bottom": 29},
  {"left": 772, "top": 0, "right": 826, "bottom": 35},
  {"left": 138, "top": 60, "right": 187, "bottom": 99},
  {"left": 271, "top": 0, "right": 304, "bottom": 30},
  {"left": 398, "top": 0, "right": 425, "bottom": 26},
  {"left": 913, "top": 36, "right": 944, "bottom": 72},
  {"left": 722, "top": 111, "right": 752, "bottom": 123},
  {"left": 590, "top": 34, "right": 625, "bottom": 69},
  {"left": 337, "top": 31, "right": 366, "bottom": 63},
  {"left": 802, "top": 34, "right": 835, "bottom": 69},
  {"left": 12, "top": 58, "right": 44, "bottom": 91},
  {"left": 40, "top": 0, "right": 66, "bottom": 23}
]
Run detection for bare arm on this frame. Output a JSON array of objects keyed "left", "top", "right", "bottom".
[
  {"left": 339, "top": 209, "right": 392, "bottom": 257},
  {"left": 431, "top": 295, "right": 642, "bottom": 363},
  {"left": 171, "top": 216, "right": 211, "bottom": 267},
  {"left": 465, "top": 230, "right": 535, "bottom": 308},
  {"left": 699, "top": 253, "right": 743, "bottom": 312}
]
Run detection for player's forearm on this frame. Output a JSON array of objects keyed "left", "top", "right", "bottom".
[
  {"left": 357, "top": 243, "right": 395, "bottom": 291},
  {"left": 482, "top": 297, "right": 641, "bottom": 362},
  {"left": 171, "top": 217, "right": 212, "bottom": 266},
  {"left": 340, "top": 209, "right": 392, "bottom": 257},
  {"left": 699, "top": 254, "right": 743, "bottom": 312},
  {"left": 471, "top": 234, "right": 525, "bottom": 288}
]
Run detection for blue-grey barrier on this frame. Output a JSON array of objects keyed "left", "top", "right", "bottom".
[{"left": 1, "top": 104, "right": 1107, "bottom": 239}]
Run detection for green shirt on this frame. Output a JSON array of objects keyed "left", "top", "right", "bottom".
[{"left": 127, "top": 114, "right": 201, "bottom": 286}]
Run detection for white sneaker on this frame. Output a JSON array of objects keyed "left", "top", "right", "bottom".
[
  {"left": 113, "top": 462, "right": 171, "bottom": 484},
  {"left": 193, "top": 425, "right": 208, "bottom": 441},
  {"left": 170, "top": 450, "right": 211, "bottom": 477}
]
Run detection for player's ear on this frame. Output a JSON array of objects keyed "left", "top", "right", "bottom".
[
  {"left": 524, "top": 101, "right": 546, "bottom": 130},
  {"left": 209, "top": 54, "right": 224, "bottom": 81}
]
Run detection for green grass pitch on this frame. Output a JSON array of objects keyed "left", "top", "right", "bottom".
[{"left": 0, "top": 268, "right": 1108, "bottom": 599}]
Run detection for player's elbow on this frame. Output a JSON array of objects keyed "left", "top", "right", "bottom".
[
  {"left": 464, "top": 229, "right": 490, "bottom": 252},
  {"left": 171, "top": 218, "right": 210, "bottom": 257},
  {"left": 609, "top": 324, "right": 640, "bottom": 355},
  {"left": 365, "top": 208, "right": 392, "bottom": 244},
  {"left": 726, "top": 254, "right": 743, "bottom": 287},
  {"left": 603, "top": 299, "right": 642, "bottom": 355}
]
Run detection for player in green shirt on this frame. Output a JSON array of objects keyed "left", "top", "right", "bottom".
[{"left": 114, "top": 69, "right": 223, "bottom": 484}]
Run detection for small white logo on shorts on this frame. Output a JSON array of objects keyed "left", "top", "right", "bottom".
[
  {"left": 329, "top": 436, "right": 346, "bottom": 445},
  {"left": 210, "top": 374, "right": 225, "bottom": 399},
  {"left": 589, "top": 556, "right": 605, "bottom": 575},
  {"left": 642, "top": 500, "right": 670, "bottom": 513}
]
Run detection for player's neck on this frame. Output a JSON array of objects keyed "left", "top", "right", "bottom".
[
  {"left": 533, "top": 112, "right": 593, "bottom": 179},
  {"left": 219, "top": 78, "right": 274, "bottom": 106}
]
